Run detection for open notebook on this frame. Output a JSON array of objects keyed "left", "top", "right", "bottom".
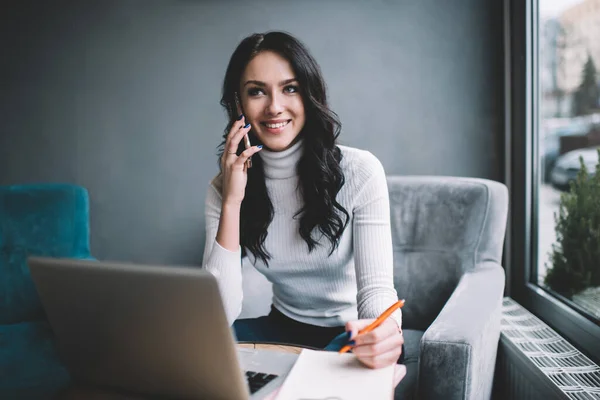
[{"left": 274, "top": 349, "right": 395, "bottom": 400}]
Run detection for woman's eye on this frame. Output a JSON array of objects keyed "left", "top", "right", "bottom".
[
  {"left": 247, "top": 87, "right": 264, "bottom": 96},
  {"left": 247, "top": 85, "right": 298, "bottom": 96}
]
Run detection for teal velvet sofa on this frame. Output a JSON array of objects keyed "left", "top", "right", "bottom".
[{"left": 0, "top": 184, "right": 92, "bottom": 398}]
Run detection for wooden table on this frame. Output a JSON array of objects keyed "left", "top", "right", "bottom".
[
  {"left": 58, "top": 343, "right": 306, "bottom": 399},
  {"left": 237, "top": 342, "right": 305, "bottom": 354}
]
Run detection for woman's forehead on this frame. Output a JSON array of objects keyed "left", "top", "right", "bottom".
[{"left": 242, "top": 51, "right": 295, "bottom": 83}]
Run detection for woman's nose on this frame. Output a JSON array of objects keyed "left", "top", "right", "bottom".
[{"left": 265, "top": 93, "right": 284, "bottom": 115}]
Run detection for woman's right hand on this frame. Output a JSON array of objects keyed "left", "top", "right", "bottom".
[{"left": 220, "top": 116, "right": 263, "bottom": 207}]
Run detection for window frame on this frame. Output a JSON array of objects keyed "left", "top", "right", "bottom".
[{"left": 506, "top": 0, "right": 600, "bottom": 364}]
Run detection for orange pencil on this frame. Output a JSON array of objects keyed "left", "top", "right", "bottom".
[{"left": 339, "top": 299, "right": 405, "bottom": 354}]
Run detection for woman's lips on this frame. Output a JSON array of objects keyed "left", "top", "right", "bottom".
[{"left": 261, "top": 120, "right": 291, "bottom": 134}]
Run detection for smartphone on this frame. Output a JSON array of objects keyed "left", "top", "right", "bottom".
[{"left": 234, "top": 92, "right": 252, "bottom": 168}]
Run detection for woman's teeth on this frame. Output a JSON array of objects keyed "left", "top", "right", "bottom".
[{"left": 264, "top": 121, "right": 289, "bottom": 128}]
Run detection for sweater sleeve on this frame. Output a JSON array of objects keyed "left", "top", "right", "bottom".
[
  {"left": 351, "top": 153, "right": 403, "bottom": 330},
  {"left": 201, "top": 181, "right": 243, "bottom": 325}
]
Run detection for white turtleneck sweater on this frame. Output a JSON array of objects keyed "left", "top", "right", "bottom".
[{"left": 202, "top": 139, "right": 402, "bottom": 329}]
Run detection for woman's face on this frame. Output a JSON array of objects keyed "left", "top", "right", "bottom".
[{"left": 239, "top": 51, "right": 306, "bottom": 152}]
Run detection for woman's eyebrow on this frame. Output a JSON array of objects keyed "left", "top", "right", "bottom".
[{"left": 243, "top": 78, "right": 298, "bottom": 87}]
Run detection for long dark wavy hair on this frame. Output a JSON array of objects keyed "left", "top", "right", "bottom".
[{"left": 217, "top": 31, "right": 349, "bottom": 266}]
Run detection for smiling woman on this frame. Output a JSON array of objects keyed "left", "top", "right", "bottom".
[
  {"left": 201, "top": 31, "right": 410, "bottom": 380},
  {"left": 240, "top": 51, "right": 306, "bottom": 152}
]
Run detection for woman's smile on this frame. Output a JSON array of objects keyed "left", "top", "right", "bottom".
[{"left": 261, "top": 119, "right": 292, "bottom": 134}]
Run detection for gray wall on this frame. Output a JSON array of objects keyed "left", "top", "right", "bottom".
[{"left": 0, "top": 0, "right": 504, "bottom": 265}]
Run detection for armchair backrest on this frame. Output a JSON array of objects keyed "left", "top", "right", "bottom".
[
  {"left": 0, "top": 184, "right": 91, "bottom": 324},
  {"left": 387, "top": 176, "right": 508, "bottom": 330}
]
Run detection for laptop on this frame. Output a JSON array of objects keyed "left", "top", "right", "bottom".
[{"left": 27, "top": 256, "right": 298, "bottom": 399}]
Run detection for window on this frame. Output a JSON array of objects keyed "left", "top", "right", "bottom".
[
  {"left": 537, "top": 0, "right": 600, "bottom": 325},
  {"left": 508, "top": 0, "right": 600, "bottom": 365}
]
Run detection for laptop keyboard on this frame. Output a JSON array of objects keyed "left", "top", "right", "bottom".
[{"left": 245, "top": 371, "right": 279, "bottom": 394}]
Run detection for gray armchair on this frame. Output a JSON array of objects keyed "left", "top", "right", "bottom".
[
  {"left": 388, "top": 176, "right": 508, "bottom": 400},
  {"left": 238, "top": 175, "right": 509, "bottom": 399}
]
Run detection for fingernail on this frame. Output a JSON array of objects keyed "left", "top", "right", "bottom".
[
  {"left": 348, "top": 340, "right": 356, "bottom": 346},
  {"left": 244, "top": 123, "right": 251, "bottom": 129},
  {"left": 237, "top": 114, "right": 244, "bottom": 120},
  {"left": 257, "top": 145, "right": 263, "bottom": 149},
  {"left": 346, "top": 331, "right": 352, "bottom": 339}
]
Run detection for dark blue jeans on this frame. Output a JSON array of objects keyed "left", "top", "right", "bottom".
[
  {"left": 233, "top": 306, "right": 346, "bottom": 349},
  {"left": 233, "top": 306, "right": 405, "bottom": 363}
]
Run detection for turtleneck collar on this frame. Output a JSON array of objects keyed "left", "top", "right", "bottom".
[{"left": 258, "top": 138, "right": 304, "bottom": 179}]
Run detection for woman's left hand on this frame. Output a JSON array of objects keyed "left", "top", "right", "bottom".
[{"left": 345, "top": 318, "right": 404, "bottom": 369}]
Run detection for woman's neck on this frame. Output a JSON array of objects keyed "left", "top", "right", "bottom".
[{"left": 258, "top": 138, "right": 304, "bottom": 179}]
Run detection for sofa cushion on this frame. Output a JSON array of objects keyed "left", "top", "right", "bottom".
[
  {"left": 387, "top": 176, "right": 508, "bottom": 330},
  {"left": 0, "top": 184, "right": 91, "bottom": 324},
  {"left": 0, "top": 321, "right": 70, "bottom": 398}
]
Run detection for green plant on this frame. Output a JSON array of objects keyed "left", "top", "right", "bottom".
[{"left": 544, "top": 148, "right": 600, "bottom": 298}]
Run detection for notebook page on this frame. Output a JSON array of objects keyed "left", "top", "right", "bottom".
[{"left": 275, "top": 349, "right": 394, "bottom": 400}]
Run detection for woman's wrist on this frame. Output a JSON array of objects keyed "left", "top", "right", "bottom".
[
  {"left": 216, "top": 202, "right": 242, "bottom": 252},
  {"left": 221, "top": 201, "right": 242, "bottom": 213}
]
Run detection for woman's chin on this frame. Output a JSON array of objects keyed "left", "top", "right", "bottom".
[{"left": 258, "top": 136, "right": 298, "bottom": 152}]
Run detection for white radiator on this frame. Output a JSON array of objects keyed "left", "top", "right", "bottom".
[{"left": 493, "top": 298, "right": 600, "bottom": 399}]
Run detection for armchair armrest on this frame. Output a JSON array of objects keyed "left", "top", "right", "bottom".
[{"left": 417, "top": 262, "right": 505, "bottom": 400}]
